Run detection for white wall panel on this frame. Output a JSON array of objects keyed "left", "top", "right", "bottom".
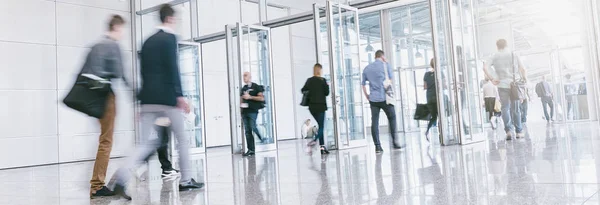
[
  {"left": 273, "top": 76, "right": 296, "bottom": 139},
  {"left": 271, "top": 26, "right": 292, "bottom": 77},
  {"left": 0, "top": 91, "right": 58, "bottom": 138},
  {"left": 0, "top": 42, "right": 57, "bottom": 90},
  {"left": 56, "top": 46, "right": 89, "bottom": 90},
  {"left": 56, "top": 2, "right": 132, "bottom": 50},
  {"left": 56, "top": 0, "right": 130, "bottom": 12},
  {"left": 270, "top": 26, "right": 295, "bottom": 139},
  {"left": 0, "top": 136, "right": 59, "bottom": 169},
  {"left": 0, "top": 0, "right": 56, "bottom": 44},
  {"left": 58, "top": 131, "right": 133, "bottom": 163},
  {"left": 202, "top": 71, "right": 232, "bottom": 147},
  {"left": 241, "top": 1, "right": 260, "bottom": 24},
  {"left": 201, "top": 40, "right": 228, "bottom": 72},
  {"left": 291, "top": 37, "right": 317, "bottom": 63},
  {"left": 291, "top": 20, "right": 316, "bottom": 39},
  {"left": 198, "top": 0, "right": 240, "bottom": 36}
]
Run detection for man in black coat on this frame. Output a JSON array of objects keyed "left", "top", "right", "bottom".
[{"left": 112, "top": 4, "right": 203, "bottom": 200}]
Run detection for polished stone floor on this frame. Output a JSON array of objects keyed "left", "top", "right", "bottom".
[{"left": 3, "top": 122, "right": 600, "bottom": 204}]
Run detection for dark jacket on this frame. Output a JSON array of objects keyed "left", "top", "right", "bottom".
[
  {"left": 301, "top": 76, "right": 330, "bottom": 112},
  {"left": 137, "top": 30, "right": 183, "bottom": 106},
  {"left": 240, "top": 82, "right": 265, "bottom": 114},
  {"left": 79, "top": 36, "right": 128, "bottom": 89}
]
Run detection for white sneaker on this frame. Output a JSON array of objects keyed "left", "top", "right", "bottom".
[
  {"left": 506, "top": 131, "right": 513, "bottom": 140},
  {"left": 516, "top": 132, "right": 525, "bottom": 139},
  {"left": 161, "top": 169, "right": 180, "bottom": 180}
]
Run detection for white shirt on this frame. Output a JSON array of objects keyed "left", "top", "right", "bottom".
[
  {"left": 486, "top": 49, "right": 523, "bottom": 89},
  {"left": 483, "top": 82, "right": 499, "bottom": 98},
  {"left": 156, "top": 25, "right": 176, "bottom": 34}
]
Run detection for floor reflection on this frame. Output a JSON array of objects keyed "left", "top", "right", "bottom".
[{"left": 2, "top": 123, "right": 600, "bottom": 204}]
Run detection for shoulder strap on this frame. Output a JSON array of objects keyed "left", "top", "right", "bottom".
[
  {"left": 512, "top": 52, "right": 516, "bottom": 83},
  {"left": 383, "top": 62, "right": 390, "bottom": 80}
]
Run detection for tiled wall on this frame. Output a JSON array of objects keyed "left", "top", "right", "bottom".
[{"left": 0, "top": 0, "right": 134, "bottom": 169}]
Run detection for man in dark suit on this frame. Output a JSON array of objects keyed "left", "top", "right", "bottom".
[{"left": 112, "top": 4, "right": 203, "bottom": 200}]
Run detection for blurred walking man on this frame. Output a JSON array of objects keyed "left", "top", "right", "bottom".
[
  {"left": 362, "top": 50, "right": 403, "bottom": 153},
  {"left": 87, "top": 15, "right": 128, "bottom": 198},
  {"left": 112, "top": 4, "right": 203, "bottom": 200},
  {"left": 535, "top": 76, "right": 555, "bottom": 123}
]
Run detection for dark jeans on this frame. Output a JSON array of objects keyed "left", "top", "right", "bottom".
[
  {"left": 309, "top": 110, "right": 325, "bottom": 146},
  {"left": 242, "top": 112, "right": 263, "bottom": 152},
  {"left": 498, "top": 88, "right": 523, "bottom": 133},
  {"left": 541, "top": 96, "right": 554, "bottom": 121},
  {"left": 521, "top": 100, "right": 528, "bottom": 123},
  {"left": 426, "top": 99, "right": 438, "bottom": 132},
  {"left": 156, "top": 126, "right": 173, "bottom": 171},
  {"left": 369, "top": 101, "right": 397, "bottom": 146}
]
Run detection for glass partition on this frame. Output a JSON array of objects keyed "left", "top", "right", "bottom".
[
  {"left": 172, "top": 42, "right": 207, "bottom": 153},
  {"left": 429, "top": 0, "right": 461, "bottom": 145},
  {"left": 389, "top": 3, "right": 434, "bottom": 134}
]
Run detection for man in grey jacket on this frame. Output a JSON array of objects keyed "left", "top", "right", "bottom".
[{"left": 83, "top": 15, "right": 129, "bottom": 198}]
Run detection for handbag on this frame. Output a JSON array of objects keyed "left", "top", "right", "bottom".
[
  {"left": 383, "top": 62, "right": 395, "bottom": 105},
  {"left": 63, "top": 75, "right": 111, "bottom": 119},
  {"left": 510, "top": 52, "right": 527, "bottom": 101},
  {"left": 300, "top": 91, "right": 310, "bottom": 106},
  {"left": 413, "top": 104, "right": 431, "bottom": 121},
  {"left": 494, "top": 98, "right": 501, "bottom": 112}
]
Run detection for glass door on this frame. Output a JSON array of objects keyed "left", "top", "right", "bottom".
[
  {"left": 170, "top": 42, "right": 207, "bottom": 154},
  {"left": 429, "top": 0, "right": 485, "bottom": 145},
  {"left": 226, "top": 23, "right": 278, "bottom": 154},
  {"left": 314, "top": 2, "right": 368, "bottom": 150}
]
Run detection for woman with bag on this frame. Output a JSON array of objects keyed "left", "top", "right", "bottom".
[
  {"left": 483, "top": 39, "right": 527, "bottom": 140},
  {"left": 301, "top": 63, "right": 330, "bottom": 155},
  {"left": 483, "top": 79, "right": 501, "bottom": 129},
  {"left": 423, "top": 58, "right": 438, "bottom": 142}
]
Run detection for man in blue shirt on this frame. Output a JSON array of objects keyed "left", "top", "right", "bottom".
[{"left": 362, "top": 50, "right": 402, "bottom": 153}]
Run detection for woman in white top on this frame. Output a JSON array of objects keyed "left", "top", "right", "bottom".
[{"left": 483, "top": 79, "right": 500, "bottom": 129}]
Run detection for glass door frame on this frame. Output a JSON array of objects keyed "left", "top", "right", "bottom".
[
  {"left": 313, "top": 2, "right": 369, "bottom": 150},
  {"left": 428, "top": 0, "right": 486, "bottom": 145},
  {"left": 225, "top": 23, "right": 279, "bottom": 154},
  {"left": 172, "top": 41, "right": 208, "bottom": 155}
]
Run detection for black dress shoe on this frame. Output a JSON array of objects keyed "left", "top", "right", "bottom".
[
  {"left": 113, "top": 184, "right": 131, "bottom": 200},
  {"left": 179, "top": 178, "right": 205, "bottom": 190},
  {"left": 393, "top": 144, "right": 404, "bottom": 149},
  {"left": 90, "top": 186, "right": 115, "bottom": 198},
  {"left": 320, "top": 146, "right": 330, "bottom": 155},
  {"left": 242, "top": 151, "right": 255, "bottom": 157},
  {"left": 375, "top": 146, "right": 384, "bottom": 153}
]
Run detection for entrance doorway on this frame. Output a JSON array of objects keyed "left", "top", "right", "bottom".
[
  {"left": 225, "top": 24, "right": 279, "bottom": 154},
  {"left": 313, "top": 2, "right": 369, "bottom": 150}
]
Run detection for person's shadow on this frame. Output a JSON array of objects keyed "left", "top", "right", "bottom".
[
  {"left": 244, "top": 156, "right": 271, "bottom": 205},
  {"left": 310, "top": 155, "right": 333, "bottom": 205},
  {"left": 374, "top": 150, "right": 409, "bottom": 204}
]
